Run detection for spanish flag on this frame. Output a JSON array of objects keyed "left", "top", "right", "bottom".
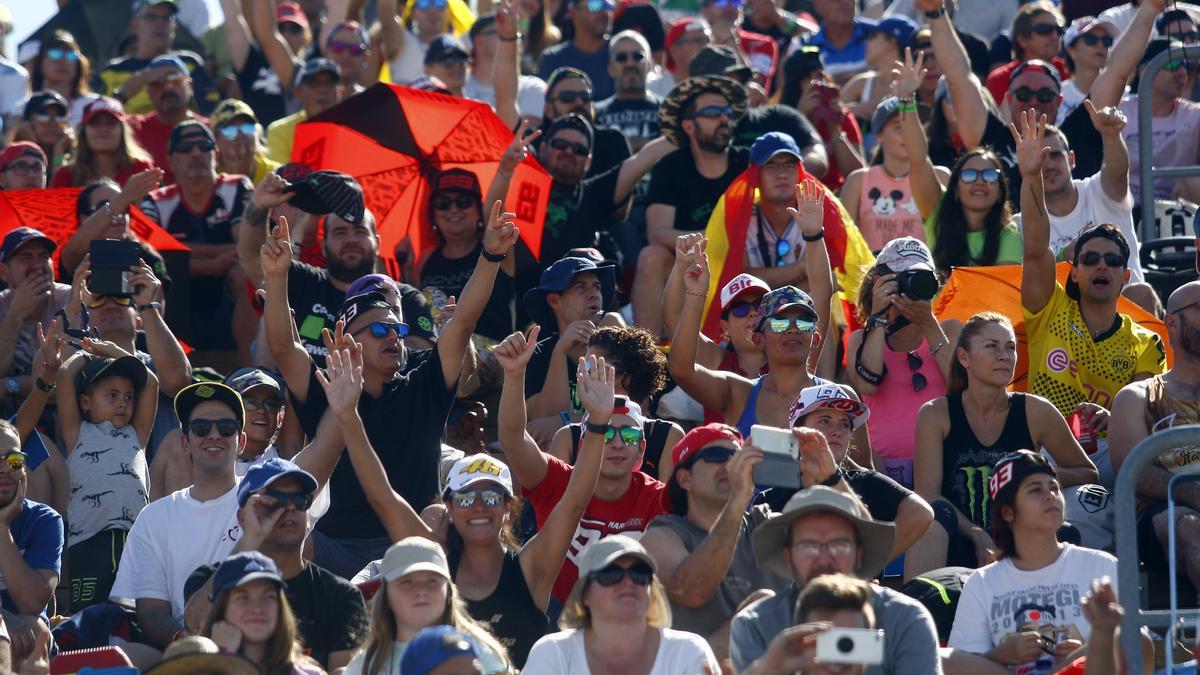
[{"left": 700, "top": 165, "right": 876, "bottom": 338}]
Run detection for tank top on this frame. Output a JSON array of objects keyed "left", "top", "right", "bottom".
[
  {"left": 420, "top": 242, "right": 515, "bottom": 342},
  {"left": 857, "top": 165, "right": 927, "bottom": 252},
  {"left": 448, "top": 548, "right": 548, "bottom": 668},
  {"left": 863, "top": 336, "right": 947, "bottom": 488},
  {"left": 1144, "top": 375, "right": 1200, "bottom": 477},
  {"left": 65, "top": 420, "right": 149, "bottom": 546},
  {"left": 735, "top": 374, "right": 832, "bottom": 438},
  {"left": 940, "top": 392, "right": 1034, "bottom": 529},
  {"left": 704, "top": 347, "right": 769, "bottom": 424}
]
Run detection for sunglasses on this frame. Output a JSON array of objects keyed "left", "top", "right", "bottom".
[
  {"left": 47, "top": 48, "right": 80, "bottom": 62},
  {"left": 31, "top": 113, "right": 68, "bottom": 124},
  {"left": 148, "top": 72, "right": 185, "bottom": 87},
  {"left": 728, "top": 299, "right": 760, "bottom": 318},
  {"left": 415, "top": 0, "right": 449, "bottom": 8},
  {"left": 553, "top": 90, "right": 593, "bottom": 104},
  {"left": 766, "top": 317, "right": 816, "bottom": 334},
  {"left": 684, "top": 446, "right": 736, "bottom": 467},
  {"left": 774, "top": 238, "right": 791, "bottom": 267},
  {"left": 1077, "top": 251, "right": 1125, "bottom": 268},
  {"left": 959, "top": 168, "right": 1000, "bottom": 184},
  {"left": 548, "top": 137, "right": 589, "bottom": 156},
  {"left": 330, "top": 40, "right": 368, "bottom": 56},
  {"left": 907, "top": 351, "right": 928, "bottom": 392},
  {"left": 603, "top": 425, "right": 644, "bottom": 446},
  {"left": 1162, "top": 59, "right": 1198, "bottom": 72},
  {"left": 279, "top": 22, "right": 306, "bottom": 35},
  {"left": 4, "top": 161, "right": 46, "bottom": 176},
  {"left": 4, "top": 451, "right": 25, "bottom": 471},
  {"left": 87, "top": 295, "right": 133, "bottom": 309},
  {"left": 353, "top": 321, "right": 409, "bottom": 338},
  {"left": 591, "top": 562, "right": 654, "bottom": 587},
  {"left": 1077, "top": 33, "right": 1114, "bottom": 47},
  {"left": 1027, "top": 23, "right": 1064, "bottom": 36},
  {"left": 172, "top": 140, "right": 216, "bottom": 154},
  {"left": 1011, "top": 86, "right": 1059, "bottom": 103},
  {"left": 691, "top": 105, "right": 733, "bottom": 120},
  {"left": 218, "top": 122, "right": 256, "bottom": 140},
  {"left": 585, "top": 0, "right": 615, "bottom": 11},
  {"left": 263, "top": 490, "right": 313, "bottom": 511},
  {"left": 450, "top": 487, "right": 507, "bottom": 508},
  {"left": 434, "top": 195, "right": 475, "bottom": 211},
  {"left": 243, "top": 396, "right": 284, "bottom": 413},
  {"left": 614, "top": 50, "right": 646, "bottom": 63},
  {"left": 188, "top": 417, "right": 240, "bottom": 437}
]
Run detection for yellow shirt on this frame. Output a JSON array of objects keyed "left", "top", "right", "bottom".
[
  {"left": 1024, "top": 283, "right": 1166, "bottom": 416},
  {"left": 266, "top": 110, "right": 306, "bottom": 165}
]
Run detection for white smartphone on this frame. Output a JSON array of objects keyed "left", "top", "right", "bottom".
[
  {"left": 815, "top": 628, "right": 885, "bottom": 665},
  {"left": 750, "top": 425, "right": 801, "bottom": 489}
]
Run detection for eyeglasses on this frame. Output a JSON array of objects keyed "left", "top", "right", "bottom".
[
  {"left": 4, "top": 161, "right": 46, "bottom": 176},
  {"left": 330, "top": 40, "right": 368, "bottom": 56},
  {"left": 548, "top": 137, "right": 590, "bottom": 156},
  {"left": 450, "top": 487, "right": 507, "bottom": 508},
  {"left": 728, "top": 299, "right": 760, "bottom": 318},
  {"left": 959, "top": 168, "right": 1000, "bottom": 184},
  {"left": 1011, "top": 86, "right": 1059, "bottom": 103},
  {"left": 262, "top": 490, "right": 313, "bottom": 510},
  {"left": 218, "top": 122, "right": 256, "bottom": 140},
  {"left": 553, "top": 90, "right": 593, "bottom": 104},
  {"left": 188, "top": 417, "right": 240, "bottom": 437},
  {"left": 907, "top": 351, "right": 928, "bottom": 392},
  {"left": 691, "top": 105, "right": 734, "bottom": 120},
  {"left": 148, "top": 72, "right": 185, "bottom": 88},
  {"left": 790, "top": 538, "right": 855, "bottom": 558},
  {"left": 684, "top": 446, "right": 736, "bottom": 467},
  {"left": 774, "top": 238, "right": 791, "bottom": 267},
  {"left": 31, "top": 113, "right": 68, "bottom": 124},
  {"left": 1077, "top": 33, "right": 1114, "bottom": 47},
  {"left": 353, "top": 321, "right": 409, "bottom": 338},
  {"left": 434, "top": 195, "right": 475, "bottom": 211},
  {"left": 1027, "top": 23, "right": 1064, "bottom": 36},
  {"left": 414, "top": 0, "right": 449, "bottom": 8},
  {"left": 46, "top": 48, "right": 80, "bottom": 62},
  {"left": 766, "top": 317, "right": 816, "bottom": 334},
  {"left": 603, "top": 425, "right": 644, "bottom": 446},
  {"left": 1077, "top": 251, "right": 1125, "bottom": 268},
  {"left": 591, "top": 562, "right": 654, "bottom": 587},
  {"left": 585, "top": 0, "right": 615, "bottom": 12},
  {"left": 243, "top": 396, "right": 284, "bottom": 413},
  {"left": 3, "top": 451, "right": 25, "bottom": 471},
  {"left": 614, "top": 50, "right": 646, "bottom": 63},
  {"left": 172, "top": 140, "right": 215, "bottom": 154},
  {"left": 86, "top": 295, "right": 133, "bottom": 309}
]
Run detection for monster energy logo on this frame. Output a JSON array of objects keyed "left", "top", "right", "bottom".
[{"left": 960, "top": 465, "right": 994, "bottom": 527}]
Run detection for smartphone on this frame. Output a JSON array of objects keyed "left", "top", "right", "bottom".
[
  {"left": 813, "top": 82, "right": 840, "bottom": 105},
  {"left": 815, "top": 628, "right": 885, "bottom": 665},
  {"left": 89, "top": 239, "right": 141, "bottom": 297},
  {"left": 750, "top": 424, "right": 801, "bottom": 489}
]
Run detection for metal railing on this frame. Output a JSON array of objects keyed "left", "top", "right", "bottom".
[
  {"left": 1137, "top": 44, "right": 1200, "bottom": 242},
  {"left": 1115, "top": 425, "right": 1200, "bottom": 672}
]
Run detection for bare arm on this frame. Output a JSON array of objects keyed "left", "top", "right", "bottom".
[
  {"left": 55, "top": 352, "right": 87, "bottom": 454},
  {"left": 1085, "top": 100, "right": 1131, "bottom": 204},
  {"left": 613, "top": 137, "right": 676, "bottom": 203},
  {"left": 845, "top": 327, "right": 884, "bottom": 396},
  {"left": 131, "top": 262, "right": 191, "bottom": 396},
  {"left": 492, "top": 0, "right": 522, "bottom": 129},
  {"left": 292, "top": 409, "right": 346, "bottom": 489},
  {"left": 891, "top": 494, "right": 934, "bottom": 560},
  {"left": 667, "top": 243, "right": 738, "bottom": 415},
  {"left": 250, "top": 0, "right": 299, "bottom": 92},
  {"left": 136, "top": 598, "right": 182, "bottom": 649},
  {"left": 62, "top": 167, "right": 161, "bottom": 274},
  {"left": 793, "top": 180, "right": 834, "bottom": 344},
  {"left": 1107, "top": 382, "right": 1200, "bottom": 509},
  {"left": 377, "top": 0, "right": 404, "bottom": 62},
  {"left": 662, "top": 233, "right": 722, "bottom": 368},
  {"left": 1013, "top": 112, "right": 1057, "bottom": 316},
  {"left": 921, "top": 0, "right": 987, "bottom": 147},
  {"left": 1028, "top": 397, "right": 1098, "bottom": 487},
  {"left": 133, "top": 369, "right": 159, "bottom": 447},
  {"left": 646, "top": 204, "right": 684, "bottom": 248},
  {"left": 260, "top": 218, "right": 313, "bottom": 403},
  {"left": 220, "top": 0, "right": 253, "bottom": 71},
  {"left": 496, "top": 328, "right": 551, "bottom": 489},
  {"left": 1089, "top": 0, "right": 1162, "bottom": 108},
  {"left": 895, "top": 49, "right": 945, "bottom": 219}
]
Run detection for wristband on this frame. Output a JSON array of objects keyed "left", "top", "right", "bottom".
[
  {"left": 481, "top": 249, "right": 506, "bottom": 262},
  {"left": 853, "top": 338, "right": 887, "bottom": 385},
  {"left": 584, "top": 421, "right": 611, "bottom": 435},
  {"left": 802, "top": 228, "right": 825, "bottom": 242},
  {"left": 34, "top": 376, "right": 55, "bottom": 393},
  {"left": 136, "top": 302, "right": 162, "bottom": 313},
  {"left": 898, "top": 100, "right": 918, "bottom": 113},
  {"left": 924, "top": 6, "right": 944, "bottom": 18},
  {"left": 818, "top": 468, "right": 843, "bottom": 487}
]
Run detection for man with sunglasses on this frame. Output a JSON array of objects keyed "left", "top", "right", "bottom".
[
  {"left": 537, "top": 0, "right": 617, "bottom": 100},
  {"left": 127, "top": 55, "right": 209, "bottom": 185},
  {"left": 0, "top": 143, "right": 48, "bottom": 191},
  {"left": 180, "top": 457, "right": 368, "bottom": 671},
  {"left": 595, "top": 30, "right": 661, "bottom": 154},
  {"left": 984, "top": 3, "right": 1069, "bottom": 105},
  {"left": 21, "top": 91, "right": 72, "bottom": 176}
]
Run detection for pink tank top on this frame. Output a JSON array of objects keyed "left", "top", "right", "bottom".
[
  {"left": 862, "top": 336, "right": 946, "bottom": 486},
  {"left": 857, "top": 165, "right": 927, "bottom": 251}
]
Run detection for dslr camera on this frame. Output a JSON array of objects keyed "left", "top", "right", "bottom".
[{"left": 895, "top": 268, "right": 939, "bottom": 302}]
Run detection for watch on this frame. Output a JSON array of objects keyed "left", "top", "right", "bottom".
[
  {"left": 866, "top": 313, "right": 889, "bottom": 329},
  {"left": 136, "top": 301, "right": 162, "bottom": 313},
  {"left": 818, "top": 468, "right": 843, "bottom": 487},
  {"left": 4, "top": 377, "right": 19, "bottom": 395},
  {"left": 34, "top": 376, "right": 54, "bottom": 394}
]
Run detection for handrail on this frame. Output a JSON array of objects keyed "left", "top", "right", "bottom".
[
  {"left": 1115, "top": 425, "right": 1200, "bottom": 672},
  {"left": 1137, "top": 44, "right": 1200, "bottom": 242}
]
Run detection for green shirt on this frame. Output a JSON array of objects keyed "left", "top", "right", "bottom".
[{"left": 924, "top": 219, "right": 1023, "bottom": 270}]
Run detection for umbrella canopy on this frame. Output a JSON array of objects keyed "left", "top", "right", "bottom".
[
  {"left": 291, "top": 83, "right": 551, "bottom": 276},
  {"left": 933, "top": 262, "right": 1172, "bottom": 391}
]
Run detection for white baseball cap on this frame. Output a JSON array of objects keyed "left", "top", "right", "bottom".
[
  {"left": 1064, "top": 16, "right": 1118, "bottom": 47},
  {"left": 788, "top": 384, "right": 871, "bottom": 429},
  {"left": 720, "top": 273, "right": 771, "bottom": 314},
  {"left": 875, "top": 236, "right": 935, "bottom": 273},
  {"left": 446, "top": 453, "right": 513, "bottom": 496}
]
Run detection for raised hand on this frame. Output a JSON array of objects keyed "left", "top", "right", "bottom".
[
  {"left": 0, "top": 470, "right": 25, "bottom": 524},
  {"left": 260, "top": 216, "right": 293, "bottom": 279},
  {"left": 794, "top": 427, "right": 839, "bottom": 486},
  {"left": 315, "top": 342, "right": 365, "bottom": 417},
  {"left": 252, "top": 172, "right": 293, "bottom": 210},
  {"left": 129, "top": 261, "right": 163, "bottom": 306},
  {"left": 81, "top": 337, "right": 133, "bottom": 359},
  {"left": 35, "top": 320, "right": 65, "bottom": 375},
  {"left": 482, "top": 200, "right": 519, "bottom": 257},
  {"left": 495, "top": 0, "right": 519, "bottom": 37},
  {"left": 576, "top": 354, "right": 616, "bottom": 422},
  {"left": 115, "top": 168, "right": 164, "bottom": 211},
  {"left": 913, "top": 0, "right": 944, "bottom": 16},
  {"left": 320, "top": 320, "right": 360, "bottom": 364},
  {"left": 9, "top": 268, "right": 53, "bottom": 321},
  {"left": 891, "top": 47, "right": 926, "bottom": 100},
  {"left": 673, "top": 233, "right": 706, "bottom": 267},
  {"left": 1083, "top": 99, "right": 1127, "bottom": 137},
  {"left": 1080, "top": 577, "right": 1123, "bottom": 631},
  {"left": 493, "top": 325, "right": 541, "bottom": 374},
  {"left": 500, "top": 120, "right": 542, "bottom": 175},
  {"left": 683, "top": 246, "right": 711, "bottom": 296},
  {"left": 1008, "top": 110, "right": 1050, "bottom": 178},
  {"left": 726, "top": 444, "right": 761, "bottom": 504},
  {"left": 237, "top": 493, "right": 288, "bottom": 548},
  {"left": 787, "top": 178, "right": 826, "bottom": 237}
]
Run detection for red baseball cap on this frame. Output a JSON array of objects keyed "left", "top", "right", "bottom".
[
  {"left": 671, "top": 423, "right": 742, "bottom": 468},
  {"left": 665, "top": 18, "right": 710, "bottom": 71},
  {"left": 0, "top": 142, "right": 47, "bottom": 171},
  {"left": 719, "top": 273, "right": 770, "bottom": 315},
  {"left": 82, "top": 96, "right": 127, "bottom": 125},
  {"left": 276, "top": 2, "right": 309, "bottom": 29}
]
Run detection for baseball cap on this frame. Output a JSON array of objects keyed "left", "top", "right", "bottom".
[
  {"left": 167, "top": 120, "right": 216, "bottom": 153},
  {"left": 749, "top": 131, "right": 801, "bottom": 166},
  {"left": 78, "top": 356, "right": 149, "bottom": 393},
  {"left": 237, "top": 457, "right": 318, "bottom": 506},
  {"left": 563, "top": 535, "right": 656, "bottom": 611},
  {"left": 346, "top": 274, "right": 400, "bottom": 299},
  {"left": 287, "top": 170, "right": 364, "bottom": 224},
  {"left": 469, "top": 14, "right": 497, "bottom": 44},
  {"left": 688, "top": 44, "right": 752, "bottom": 81},
  {"left": 295, "top": 57, "right": 342, "bottom": 88},
  {"left": 788, "top": 383, "right": 870, "bottom": 429},
  {"left": 0, "top": 226, "right": 55, "bottom": 262},
  {"left": 224, "top": 367, "right": 283, "bottom": 397},
  {"left": 671, "top": 423, "right": 742, "bottom": 469},
  {"left": 545, "top": 112, "right": 595, "bottom": 150},
  {"left": 445, "top": 453, "right": 513, "bottom": 496},
  {"left": 754, "top": 286, "right": 817, "bottom": 331},
  {"left": 209, "top": 552, "right": 286, "bottom": 600},
  {"left": 665, "top": 18, "right": 709, "bottom": 71},
  {"left": 337, "top": 291, "right": 395, "bottom": 331},
  {"left": 147, "top": 54, "right": 189, "bottom": 75},
  {"left": 132, "top": 0, "right": 178, "bottom": 14},
  {"left": 425, "top": 34, "right": 469, "bottom": 64},
  {"left": 432, "top": 168, "right": 482, "bottom": 199},
  {"left": 81, "top": 96, "right": 126, "bottom": 125},
  {"left": 545, "top": 67, "right": 593, "bottom": 94},
  {"left": 174, "top": 381, "right": 245, "bottom": 429},
  {"left": 598, "top": 396, "right": 646, "bottom": 429},
  {"left": 0, "top": 142, "right": 47, "bottom": 172},
  {"left": 988, "top": 449, "right": 1056, "bottom": 503},
  {"left": 862, "top": 16, "right": 918, "bottom": 48},
  {"left": 326, "top": 20, "right": 369, "bottom": 47},
  {"left": 23, "top": 90, "right": 69, "bottom": 119},
  {"left": 870, "top": 96, "right": 902, "bottom": 135},
  {"left": 875, "top": 236, "right": 935, "bottom": 273},
  {"left": 613, "top": 2, "right": 666, "bottom": 52},
  {"left": 523, "top": 255, "right": 616, "bottom": 328},
  {"left": 719, "top": 273, "right": 770, "bottom": 314},
  {"left": 212, "top": 98, "right": 258, "bottom": 129},
  {"left": 381, "top": 536, "right": 451, "bottom": 582},
  {"left": 1010, "top": 59, "right": 1062, "bottom": 89},
  {"left": 400, "top": 626, "right": 479, "bottom": 675},
  {"left": 1064, "top": 16, "right": 1117, "bottom": 47},
  {"left": 276, "top": 1, "right": 309, "bottom": 29}
]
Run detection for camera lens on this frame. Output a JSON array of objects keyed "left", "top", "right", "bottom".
[{"left": 837, "top": 636, "right": 855, "bottom": 654}]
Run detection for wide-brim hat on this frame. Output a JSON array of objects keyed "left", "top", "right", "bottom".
[
  {"left": 144, "top": 636, "right": 260, "bottom": 675},
  {"left": 658, "top": 75, "right": 748, "bottom": 147},
  {"left": 752, "top": 486, "right": 894, "bottom": 579}
]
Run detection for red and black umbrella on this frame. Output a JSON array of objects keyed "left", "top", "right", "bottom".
[{"left": 291, "top": 83, "right": 551, "bottom": 275}]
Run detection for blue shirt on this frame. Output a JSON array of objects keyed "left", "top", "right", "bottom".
[
  {"left": 801, "top": 19, "right": 873, "bottom": 77},
  {"left": 1, "top": 499, "right": 64, "bottom": 615}
]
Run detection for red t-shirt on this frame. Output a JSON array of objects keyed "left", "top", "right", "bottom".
[
  {"left": 50, "top": 158, "right": 157, "bottom": 188},
  {"left": 129, "top": 111, "right": 209, "bottom": 185},
  {"left": 524, "top": 455, "right": 668, "bottom": 603},
  {"left": 738, "top": 28, "right": 780, "bottom": 94},
  {"left": 984, "top": 57, "right": 1071, "bottom": 107}
]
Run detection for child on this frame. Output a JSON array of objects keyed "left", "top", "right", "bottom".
[{"left": 55, "top": 338, "right": 159, "bottom": 611}]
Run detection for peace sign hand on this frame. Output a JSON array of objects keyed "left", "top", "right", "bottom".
[{"left": 500, "top": 119, "right": 542, "bottom": 175}]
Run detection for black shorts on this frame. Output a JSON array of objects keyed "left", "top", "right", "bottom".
[{"left": 67, "top": 529, "right": 128, "bottom": 612}]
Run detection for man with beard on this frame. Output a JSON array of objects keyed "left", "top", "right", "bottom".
[
  {"left": 537, "top": 0, "right": 617, "bottom": 99},
  {"left": 141, "top": 120, "right": 253, "bottom": 349},
  {"left": 1109, "top": 281, "right": 1200, "bottom": 596},
  {"left": 127, "top": 55, "right": 209, "bottom": 185},
  {"left": 634, "top": 75, "right": 748, "bottom": 336}
]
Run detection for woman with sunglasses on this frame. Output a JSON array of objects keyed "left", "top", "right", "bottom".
[
  {"left": 58, "top": 173, "right": 167, "bottom": 282},
  {"left": 51, "top": 97, "right": 157, "bottom": 188},
  {"left": 28, "top": 30, "right": 99, "bottom": 126},
  {"left": 846, "top": 236, "right": 959, "bottom": 489},
  {"left": 315, "top": 339, "right": 613, "bottom": 668},
  {"left": 905, "top": 312, "right": 1098, "bottom": 578},
  {"left": 522, "top": 534, "right": 719, "bottom": 674}
]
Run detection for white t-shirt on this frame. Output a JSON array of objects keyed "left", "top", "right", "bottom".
[
  {"left": 388, "top": 29, "right": 431, "bottom": 85},
  {"left": 949, "top": 544, "right": 1118, "bottom": 675},
  {"left": 522, "top": 628, "right": 719, "bottom": 675},
  {"left": 463, "top": 74, "right": 548, "bottom": 121},
  {"left": 1013, "top": 172, "right": 1144, "bottom": 283},
  {"left": 1119, "top": 94, "right": 1200, "bottom": 201},
  {"left": 109, "top": 484, "right": 242, "bottom": 620},
  {"left": 0, "top": 57, "right": 29, "bottom": 118}
]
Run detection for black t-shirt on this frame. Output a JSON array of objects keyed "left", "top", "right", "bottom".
[
  {"left": 524, "top": 331, "right": 566, "bottom": 394},
  {"left": 764, "top": 468, "right": 911, "bottom": 522},
  {"left": 184, "top": 561, "right": 369, "bottom": 668},
  {"left": 594, "top": 95, "right": 662, "bottom": 147},
  {"left": 96, "top": 50, "right": 220, "bottom": 116},
  {"left": 958, "top": 30, "right": 993, "bottom": 83},
  {"left": 420, "top": 242, "right": 515, "bottom": 342},
  {"left": 295, "top": 347, "right": 457, "bottom": 539},
  {"left": 1059, "top": 101, "right": 1103, "bottom": 180},
  {"left": 235, "top": 45, "right": 299, "bottom": 127},
  {"left": 534, "top": 125, "right": 631, "bottom": 180},
  {"left": 733, "top": 105, "right": 821, "bottom": 151},
  {"left": 647, "top": 146, "right": 751, "bottom": 231},
  {"left": 542, "top": 165, "right": 623, "bottom": 264}
]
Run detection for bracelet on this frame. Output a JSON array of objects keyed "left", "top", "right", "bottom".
[
  {"left": 481, "top": 249, "right": 506, "bottom": 262},
  {"left": 684, "top": 290, "right": 707, "bottom": 299},
  {"left": 498, "top": 33, "right": 521, "bottom": 41},
  {"left": 136, "top": 301, "right": 162, "bottom": 313},
  {"left": 898, "top": 101, "right": 918, "bottom": 113},
  {"left": 34, "top": 376, "right": 55, "bottom": 393},
  {"left": 866, "top": 312, "right": 889, "bottom": 330},
  {"left": 584, "top": 421, "right": 611, "bottom": 435},
  {"left": 924, "top": 5, "right": 944, "bottom": 18},
  {"left": 802, "top": 228, "right": 825, "bottom": 242},
  {"left": 929, "top": 335, "right": 949, "bottom": 355}
]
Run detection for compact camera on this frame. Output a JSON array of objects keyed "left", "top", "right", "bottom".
[{"left": 815, "top": 628, "right": 885, "bottom": 665}]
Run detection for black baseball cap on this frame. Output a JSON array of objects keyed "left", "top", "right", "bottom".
[
  {"left": 174, "top": 382, "right": 245, "bottom": 429},
  {"left": 425, "top": 35, "right": 469, "bottom": 64},
  {"left": 77, "top": 356, "right": 149, "bottom": 393},
  {"left": 295, "top": 57, "right": 342, "bottom": 88},
  {"left": 545, "top": 112, "right": 594, "bottom": 149},
  {"left": 167, "top": 120, "right": 216, "bottom": 153},
  {"left": 286, "top": 170, "right": 364, "bottom": 225},
  {"left": 24, "top": 90, "right": 69, "bottom": 119},
  {"left": 0, "top": 227, "right": 56, "bottom": 262}
]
